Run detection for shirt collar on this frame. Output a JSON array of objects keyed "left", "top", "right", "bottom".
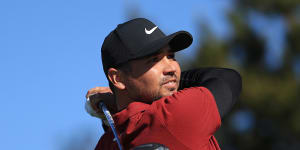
[{"left": 113, "top": 101, "right": 150, "bottom": 126}]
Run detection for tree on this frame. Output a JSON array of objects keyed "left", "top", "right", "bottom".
[{"left": 188, "top": 1, "right": 300, "bottom": 149}]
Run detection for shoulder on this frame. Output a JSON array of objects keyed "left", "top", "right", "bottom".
[
  {"left": 150, "top": 86, "right": 219, "bottom": 124},
  {"left": 155, "top": 86, "right": 215, "bottom": 106},
  {"left": 147, "top": 87, "right": 221, "bottom": 146}
]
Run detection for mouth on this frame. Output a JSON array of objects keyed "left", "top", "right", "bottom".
[{"left": 162, "top": 78, "right": 177, "bottom": 89}]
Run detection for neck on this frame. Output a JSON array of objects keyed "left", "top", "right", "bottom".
[{"left": 115, "top": 90, "right": 134, "bottom": 111}]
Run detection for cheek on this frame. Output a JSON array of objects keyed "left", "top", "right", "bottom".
[
  {"left": 140, "top": 69, "right": 161, "bottom": 88},
  {"left": 127, "top": 70, "right": 161, "bottom": 93},
  {"left": 127, "top": 73, "right": 162, "bottom": 102},
  {"left": 174, "top": 61, "right": 181, "bottom": 74}
]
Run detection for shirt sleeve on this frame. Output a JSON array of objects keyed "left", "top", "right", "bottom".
[
  {"left": 152, "top": 87, "right": 221, "bottom": 148},
  {"left": 179, "top": 68, "right": 242, "bottom": 118}
]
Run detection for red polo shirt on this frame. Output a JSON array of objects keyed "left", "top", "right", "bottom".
[{"left": 95, "top": 87, "right": 221, "bottom": 150}]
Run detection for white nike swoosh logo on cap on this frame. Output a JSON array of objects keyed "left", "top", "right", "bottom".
[{"left": 145, "top": 26, "right": 158, "bottom": 34}]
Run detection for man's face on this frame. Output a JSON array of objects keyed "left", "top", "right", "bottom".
[{"left": 122, "top": 46, "right": 181, "bottom": 103}]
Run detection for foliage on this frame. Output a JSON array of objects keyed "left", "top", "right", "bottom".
[{"left": 188, "top": 1, "right": 300, "bottom": 149}]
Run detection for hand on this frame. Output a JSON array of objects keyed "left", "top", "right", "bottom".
[{"left": 85, "top": 87, "right": 117, "bottom": 120}]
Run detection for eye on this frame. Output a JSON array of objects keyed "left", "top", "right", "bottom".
[
  {"left": 151, "top": 56, "right": 160, "bottom": 62},
  {"left": 146, "top": 56, "right": 159, "bottom": 64},
  {"left": 167, "top": 53, "right": 175, "bottom": 59}
]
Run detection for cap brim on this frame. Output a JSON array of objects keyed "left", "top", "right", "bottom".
[
  {"left": 134, "top": 31, "right": 193, "bottom": 59},
  {"left": 168, "top": 31, "right": 193, "bottom": 52}
]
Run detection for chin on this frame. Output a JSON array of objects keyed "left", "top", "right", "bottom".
[
  {"left": 148, "top": 88, "right": 177, "bottom": 103},
  {"left": 167, "top": 90, "right": 176, "bottom": 96},
  {"left": 162, "top": 88, "right": 177, "bottom": 96}
]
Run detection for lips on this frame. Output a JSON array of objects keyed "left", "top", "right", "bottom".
[{"left": 162, "top": 78, "right": 177, "bottom": 88}]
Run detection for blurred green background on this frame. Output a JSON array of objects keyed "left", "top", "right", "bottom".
[{"left": 191, "top": 1, "right": 300, "bottom": 150}]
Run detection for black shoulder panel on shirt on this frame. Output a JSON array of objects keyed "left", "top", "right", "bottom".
[{"left": 179, "top": 68, "right": 242, "bottom": 118}]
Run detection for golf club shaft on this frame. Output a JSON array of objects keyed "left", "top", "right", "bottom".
[{"left": 99, "top": 102, "right": 123, "bottom": 150}]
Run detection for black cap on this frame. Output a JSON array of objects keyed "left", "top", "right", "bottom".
[{"left": 101, "top": 18, "right": 193, "bottom": 75}]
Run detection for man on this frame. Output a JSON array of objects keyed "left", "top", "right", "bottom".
[{"left": 86, "top": 18, "right": 242, "bottom": 150}]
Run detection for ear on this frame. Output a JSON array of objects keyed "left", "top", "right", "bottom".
[{"left": 107, "top": 68, "right": 126, "bottom": 90}]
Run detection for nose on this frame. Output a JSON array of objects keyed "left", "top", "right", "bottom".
[{"left": 162, "top": 56, "right": 176, "bottom": 76}]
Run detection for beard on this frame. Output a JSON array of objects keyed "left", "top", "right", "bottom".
[
  {"left": 130, "top": 84, "right": 178, "bottom": 104},
  {"left": 126, "top": 74, "right": 179, "bottom": 104},
  {"left": 129, "top": 88, "right": 163, "bottom": 104}
]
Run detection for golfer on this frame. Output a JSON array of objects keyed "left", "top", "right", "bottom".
[{"left": 86, "top": 18, "right": 242, "bottom": 150}]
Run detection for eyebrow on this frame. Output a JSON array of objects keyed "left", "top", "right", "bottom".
[{"left": 145, "top": 54, "right": 158, "bottom": 63}]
